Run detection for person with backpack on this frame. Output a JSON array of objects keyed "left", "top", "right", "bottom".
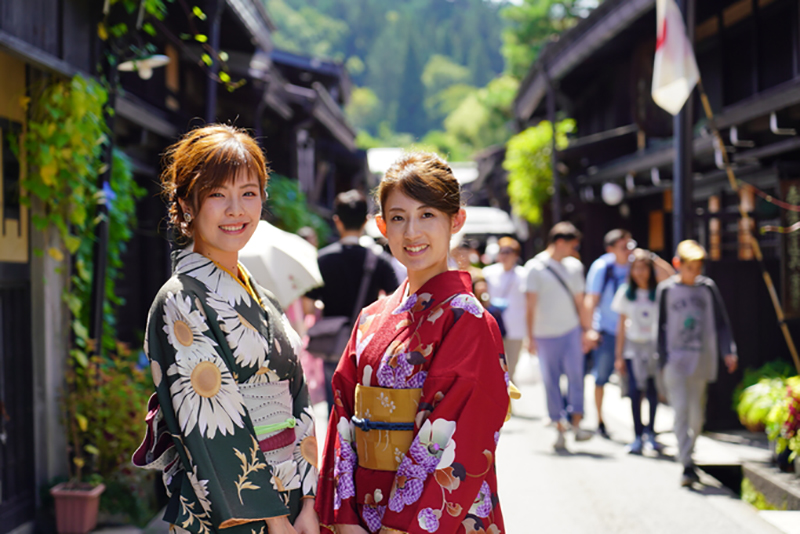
[
  {"left": 525, "top": 222, "right": 594, "bottom": 450},
  {"left": 303, "top": 190, "right": 399, "bottom": 415},
  {"left": 584, "top": 229, "right": 633, "bottom": 438}
]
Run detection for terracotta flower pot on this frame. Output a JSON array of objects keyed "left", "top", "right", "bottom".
[{"left": 50, "top": 482, "right": 106, "bottom": 534}]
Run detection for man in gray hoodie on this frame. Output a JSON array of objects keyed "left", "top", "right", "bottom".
[{"left": 656, "top": 240, "right": 738, "bottom": 487}]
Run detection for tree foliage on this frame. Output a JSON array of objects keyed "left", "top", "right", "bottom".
[
  {"left": 504, "top": 119, "right": 575, "bottom": 224},
  {"left": 501, "top": 0, "right": 599, "bottom": 79},
  {"left": 267, "top": 0, "right": 506, "bottom": 139}
]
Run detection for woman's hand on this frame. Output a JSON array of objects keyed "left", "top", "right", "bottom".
[
  {"left": 266, "top": 515, "right": 297, "bottom": 534},
  {"left": 615, "top": 357, "right": 626, "bottom": 376},
  {"left": 334, "top": 524, "right": 370, "bottom": 534},
  {"left": 294, "top": 498, "right": 320, "bottom": 534}
]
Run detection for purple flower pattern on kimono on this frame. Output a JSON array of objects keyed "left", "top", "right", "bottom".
[
  {"left": 389, "top": 418, "right": 457, "bottom": 514},
  {"left": 333, "top": 417, "right": 357, "bottom": 511}
]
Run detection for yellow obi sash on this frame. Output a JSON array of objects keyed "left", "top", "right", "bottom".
[{"left": 353, "top": 385, "right": 422, "bottom": 472}]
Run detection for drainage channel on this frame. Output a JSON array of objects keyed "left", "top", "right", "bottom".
[{"left": 698, "top": 464, "right": 744, "bottom": 496}]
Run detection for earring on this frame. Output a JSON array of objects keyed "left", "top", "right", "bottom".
[{"left": 184, "top": 212, "right": 193, "bottom": 224}]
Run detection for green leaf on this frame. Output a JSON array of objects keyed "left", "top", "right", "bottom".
[
  {"left": 195, "top": 34, "right": 208, "bottom": 43},
  {"left": 71, "top": 348, "right": 89, "bottom": 368},
  {"left": 201, "top": 54, "right": 213, "bottom": 67},
  {"left": 75, "top": 413, "right": 88, "bottom": 432},
  {"left": 192, "top": 6, "right": 207, "bottom": 20},
  {"left": 64, "top": 234, "right": 81, "bottom": 254},
  {"left": 84, "top": 444, "right": 100, "bottom": 455},
  {"left": 219, "top": 71, "right": 231, "bottom": 83},
  {"left": 73, "top": 319, "right": 89, "bottom": 342},
  {"left": 143, "top": 23, "right": 156, "bottom": 36},
  {"left": 219, "top": 51, "right": 229, "bottom": 62}
]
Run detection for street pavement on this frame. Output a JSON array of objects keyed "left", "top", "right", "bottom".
[
  {"left": 139, "top": 353, "right": 785, "bottom": 534},
  {"left": 495, "top": 353, "right": 780, "bottom": 534},
  {"left": 309, "top": 352, "right": 782, "bottom": 534}
]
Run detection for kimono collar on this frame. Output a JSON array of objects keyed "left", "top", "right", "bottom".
[
  {"left": 171, "top": 248, "right": 262, "bottom": 308},
  {"left": 393, "top": 270, "right": 473, "bottom": 313}
]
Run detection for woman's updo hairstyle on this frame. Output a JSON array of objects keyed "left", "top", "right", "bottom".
[
  {"left": 376, "top": 151, "right": 462, "bottom": 217},
  {"left": 161, "top": 124, "right": 269, "bottom": 238}
]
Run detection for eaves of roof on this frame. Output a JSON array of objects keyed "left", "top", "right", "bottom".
[
  {"left": 226, "top": 0, "right": 274, "bottom": 53},
  {"left": 514, "top": 0, "right": 654, "bottom": 122},
  {"left": 578, "top": 76, "right": 800, "bottom": 184},
  {"left": 312, "top": 81, "right": 357, "bottom": 152}
]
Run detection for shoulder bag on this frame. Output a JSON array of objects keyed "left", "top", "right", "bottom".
[{"left": 306, "top": 248, "right": 378, "bottom": 362}]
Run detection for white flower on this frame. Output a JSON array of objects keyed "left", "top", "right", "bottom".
[
  {"left": 206, "top": 293, "right": 270, "bottom": 368},
  {"left": 418, "top": 418, "right": 457, "bottom": 470},
  {"left": 337, "top": 416, "right": 355, "bottom": 444},
  {"left": 293, "top": 408, "right": 319, "bottom": 495},
  {"left": 356, "top": 330, "right": 374, "bottom": 366},
  {"left": 379, "top": 392, "right": 396, "bottom": 413},
  {"left": 280, "top": 314, "right": 304, "bottom": 356},
  {"left": 167, "top": 350, "right": 246, "bottom": 439},
  {"left": 186, "top": 464, "right": 212, "bottom": 514},
  {"left": 162, "top": 291, "right": 217, "bottom": 361},
  {"left": 271, "top": 459, "right": 301, "bottom": 493},
  {"left": 176, "top": 252, "right": 252, "bottom": 308}
]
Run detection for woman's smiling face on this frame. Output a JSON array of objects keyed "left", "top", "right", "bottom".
[
  {"left": 187, "top": 171, "right": 263, "bottom": 263},
  {"left": 378, "top": 189, "right": 465, "bottom": 290}
]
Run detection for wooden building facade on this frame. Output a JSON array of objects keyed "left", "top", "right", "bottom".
[
  {"left": 513, "top": 0, "right": 800, "bottom": 429},
  {"left": 0, "top": 1, "right": 358, "bottom": 532}
]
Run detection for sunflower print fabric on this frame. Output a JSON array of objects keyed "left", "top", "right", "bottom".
[{"left": 143, "top": 249, "right": 317, "bottom": 534}]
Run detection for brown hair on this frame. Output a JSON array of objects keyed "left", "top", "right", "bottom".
[
  {"left": 498, "top": 236, "right": 521, "bottom": 255},
  {"left": 161, "top": 124, "right": 269, "bottom": 238},
  {"left": 376, "top": 152, "right": 461, "bottom": 217}
]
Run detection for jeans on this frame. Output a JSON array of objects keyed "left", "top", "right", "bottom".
[
  {"left": 591, "top": 331, "right": 616, "bottom": 386},
  {"left": 536, "top": 327, "right": 584, "bottom": 422},
  {"left": 626, "top": 359, "right": 658, "bottom": 437}
]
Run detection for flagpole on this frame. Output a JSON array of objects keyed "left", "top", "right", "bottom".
[
  {"left": 672, "top": 0, "right": 695, "bottom": 247},
  {"left": 696, "top": 78, "right": 800, "bottom": 374}
]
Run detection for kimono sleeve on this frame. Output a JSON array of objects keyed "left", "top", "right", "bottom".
[
  {"left": 286, "top": 312, "right": 319, "bottom": 499},
  {"left": 147, "top": 288, "right": 290, "bottom": 532},
  {"left": 382, "top": 310, "right": 508, "bottom": 534},
  {"left": 315, "top": 315, "right": 362, "bottom": 528}
]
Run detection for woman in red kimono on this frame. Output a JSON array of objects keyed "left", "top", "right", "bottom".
[{"left": 315, "top": 152, "right": 509, "bottom": 534}]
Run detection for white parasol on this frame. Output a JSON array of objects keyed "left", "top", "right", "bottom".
[{"left": 239, "top": 220, "right": 323, "bottom": 308}]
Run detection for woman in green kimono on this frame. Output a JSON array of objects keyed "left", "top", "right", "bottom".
[{"left": 133, "top": 124, "right": 319, "bottom": 534}]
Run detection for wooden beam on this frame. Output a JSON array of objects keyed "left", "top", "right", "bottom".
[{"left": 0, "top": 30, "right": 79, "bottom": 78}]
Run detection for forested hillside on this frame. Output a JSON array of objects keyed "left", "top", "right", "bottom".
[{"left": 266, "top": 0, "right": 595, "bottom": 159}]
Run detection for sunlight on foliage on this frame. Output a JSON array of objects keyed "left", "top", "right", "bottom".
[{"left": 504, "top": 119, "right": 575, "bottom": 225}]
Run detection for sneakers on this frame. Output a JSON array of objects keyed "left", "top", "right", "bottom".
[
  {"left": 627, "top": 436, "right": 643, "bottom": 455},
  {"left": 681, "top": 466, "right": 700, "bottom": 487},
  {"left": 573, "top": 427, "right": 594, "bottom": 442},
  {"left": 554, "top": 430, "right": 567, "bottom": 451},
  {"left": 597, "top": 421, "right": 610, "bottom": 439},
  {"left": 644, "top": 431, "right": 664, "bottom": 453}
]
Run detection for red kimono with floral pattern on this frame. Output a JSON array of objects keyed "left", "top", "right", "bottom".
[{"left": 315, "top": 271, "right": 509, "bottom": 534}]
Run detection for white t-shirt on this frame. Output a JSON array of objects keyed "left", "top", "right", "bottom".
[
  {"left": 611, "top": 284, "right": 658, "bottom": 345},
  {"left": 482, "top": 263, "right": 527, "bottom": 340},
  {"left": 524, "top": 252, "right": 585, "bottom": 338}
]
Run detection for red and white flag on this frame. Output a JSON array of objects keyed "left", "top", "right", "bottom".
[{"left": 651, "top": 0, "right": 699, "bottom": 115}]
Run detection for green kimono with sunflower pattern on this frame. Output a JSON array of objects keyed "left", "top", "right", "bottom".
[{"left": 140, "top": 249, "right": 317, "bottom": 534}]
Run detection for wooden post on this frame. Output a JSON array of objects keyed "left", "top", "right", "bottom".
[{"left": 547, "top": 74, "right": 561, "bottom": 223}]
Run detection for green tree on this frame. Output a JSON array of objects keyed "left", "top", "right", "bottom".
[
  {"left": 345, "top": 86, "right": 382, "bottom": 134},
  {"left": 266, "top": 0, "right": 348, "bottom": 59},
  {"left": 504, "top": 119, "right": 575, "bottom": 224},
  {"left": 396, "top": 39, "right": 428, "bottom": 136},
  {"left": 501, "top": 0, "right": 598, "bottom": 79}
]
